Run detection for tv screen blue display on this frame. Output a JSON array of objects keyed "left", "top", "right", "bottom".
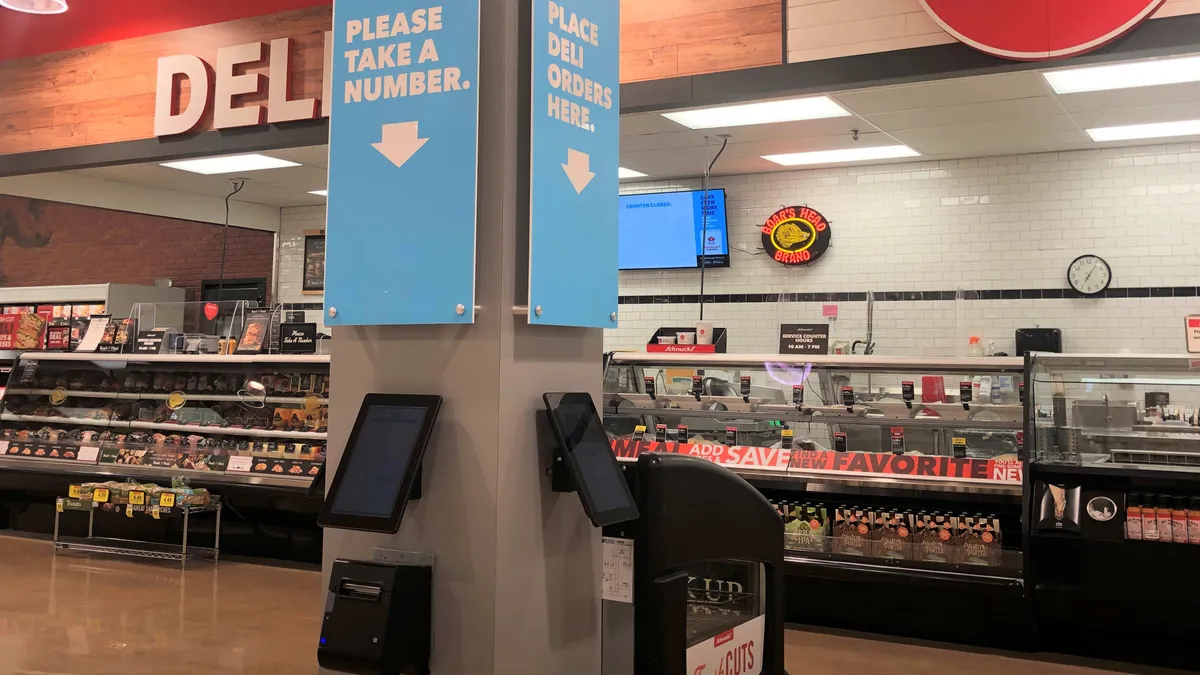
[{"left": 618, "top": 189, "right": 729, "bottom": 270}]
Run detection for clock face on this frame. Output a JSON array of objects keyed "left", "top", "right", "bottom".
[{"left": 1068, "top": 255, "right": 1112, "bottom": 296}]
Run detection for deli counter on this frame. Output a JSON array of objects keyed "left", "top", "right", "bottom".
[
  {"left": 1026, "top": 353, "right": 1200, "bottom": 671},
  {"left": 603, "top": 352, "right": 1029, "bottom": 647},
  {"left": 0, "top": 352, "right": 327, "bottom": 562}
]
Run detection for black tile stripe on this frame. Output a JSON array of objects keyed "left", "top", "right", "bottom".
[{"left": 617, "top": 287, "right": 1200, "bottom": 305}]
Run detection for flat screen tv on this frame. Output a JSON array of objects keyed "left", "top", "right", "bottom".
[{"left": 618, "top": 189, "right": 729, "bottom": 270}]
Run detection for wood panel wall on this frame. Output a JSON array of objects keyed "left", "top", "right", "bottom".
[
  {"left": 786, "top": 0, "right": 1200, "bottom": 64},
  {"left": 620, "top": 0, "right": 783, "bottom": 82},
  {"left": 0, "top": 6, "right": 331, "bottom": 156}
]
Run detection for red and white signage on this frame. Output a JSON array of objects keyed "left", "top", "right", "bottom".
[
  {"left": 919, "top": 0, "right": 1166, "bottom": 60},
  {"left": 687, "top": 615, "right": 764, "bottom": 675},
  {"left": 1187, "top": 316, "right": 1200, "bottom": 354},
  {"left": 646, "top": 344, "right": 717, "bottom": 354},
  {"left": 611, "top": 439, "right": 1023, "bottom": 484}
]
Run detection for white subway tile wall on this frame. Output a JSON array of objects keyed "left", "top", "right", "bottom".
[
  {"left": 610, "top": 142, "right": 1200, "bottom": 357},
  {"left": 278, "top": 205, "right": 328, "bottom": 334},
  {"left": 277, "top": 142, "right": 1200, "bottom": 357}
]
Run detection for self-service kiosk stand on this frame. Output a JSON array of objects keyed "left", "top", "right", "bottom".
[
  {"left": 630, "top": 453, "right": 788, "bottom": 675},
  {"left": 539, "top": 393, "right": 788, "bottom": 675}
]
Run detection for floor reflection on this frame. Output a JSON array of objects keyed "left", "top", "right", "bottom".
[{"left": 0, "top": 535, "right": 321, "bottom": 675}]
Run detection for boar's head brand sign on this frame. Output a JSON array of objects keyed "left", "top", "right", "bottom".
[
  {"left": 918, "top": 0, "right": 1166, "bottom": 60},
  {"left": 762, "top": 206, "right": 831, "bottom": 267}
]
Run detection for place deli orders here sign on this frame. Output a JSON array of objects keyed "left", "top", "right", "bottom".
[{"left": 611, "top": 439, "right": 1023, "bottom": 484}]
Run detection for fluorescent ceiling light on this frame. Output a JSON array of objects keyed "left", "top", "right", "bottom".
[
  {"left": 1087, "top": 119, "right": 1200, "bottom": 142},
  {"left": 1044, "top": 56, "right": 1200, "bottom": 94},
  {"left": 0, "top": 0, "right": 68, "bottom": 14},
  {"left": 619, "top": 168, "right": 648, "bottom": 179},
  {"left": 308, "top": 190, "right": 328, "bottom": 197},
  {"left": 662, "top": 95, "right": 850, "bottom": 130},
  {"left": 762, "top": 145, "right": 920, "bottom": 167},
  {"left": 161, "top": 154, "right": 301, "bottom": 175}
]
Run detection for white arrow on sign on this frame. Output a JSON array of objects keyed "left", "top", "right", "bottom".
[
  {"left": 372, "top": 121, "right": 429, "bottom": 168},
  {"left": 561, "top": 148, "right": 596, "bottom": 194}
]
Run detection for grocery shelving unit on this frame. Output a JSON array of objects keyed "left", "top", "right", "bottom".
[
  {"left": 0, "top": 352, "right": 329, "bottom": 563},
  {"left": 53, "top": 495, "right": 221, "bottom": 567}
]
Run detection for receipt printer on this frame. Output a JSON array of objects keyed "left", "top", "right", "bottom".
[{"left": 318, "top": 558, "right": 432, "bottom": 675}]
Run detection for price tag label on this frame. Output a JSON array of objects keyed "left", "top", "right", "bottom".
[
  {"left": 125, "top": 504, "right": 134, "bottom": 518},
  {"left": 93, "top": 487, "right": 109, "bottom": 503},
  {"left": 76, "top": 446, "right": 99, "bottom": 463},
  {"left": 49, "top": 387, "right": 68, "bottom": 405},
  {"left": 159, "top": 492, "right": 176, "bottom": 508},
  {"left": 68, "top": 484, "right": 81, "bottom": 499},
  {"left": 129, "top": 491, "right": 145, "bottom": 506},
  {"left": 151, "top": 506, "right": 161, "bottom": 520},
  {"left": 56, "top": 498, "right": 64, "bottom": 513},
  {"left": 226, "top": 456, "right": 253, "bottom": 473}
]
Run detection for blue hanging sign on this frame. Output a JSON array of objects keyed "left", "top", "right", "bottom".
[
  {"left": 325, "top": 1, "right": 480, "bottom": 325},
  {"left": 527, "top": 0, "right": 620, "bottom": 328}
]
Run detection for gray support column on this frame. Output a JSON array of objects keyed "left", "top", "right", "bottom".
[{"left": 321, "top": 0, "right": 603, "bottom": 672}]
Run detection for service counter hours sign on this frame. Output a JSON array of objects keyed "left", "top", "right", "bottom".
[
  {"left": 919, "top": 0, "right": 1166, "bottom": 60},
  {"left": 527, "top": 0, "right": 620, "bottom": 328},
  {"left": 325, "top": 1, "right": 480, "bottom": 325}
]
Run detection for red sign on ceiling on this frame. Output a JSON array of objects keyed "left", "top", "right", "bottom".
[{"left": 919, "top": 0, "right": 1167, "bottom": 60}]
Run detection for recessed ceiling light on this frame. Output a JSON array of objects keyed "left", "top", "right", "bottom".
[
  {"left": 662, "top": 96, "right": 850, "bottom": 130},
  {"left": 0, "top": 0, "right": 68, "bottom": 14},
  {"left": 1087, "top": 119, "right": 1200, "bottom": 142},
  {"left": 308, "top": 190, "right": 328, "bottom": 197},
  {"left": 160, "top": 154, "right": 301, "bottom": 175},
  {"left": 1044, "top": 56, "right": 1200, "bottom": 94},
  {"left": 762, "top": 145, "right": 920, "bottom": 167},
  {"left": 619, "top": 168, "right": 648, "bottom": 179}
]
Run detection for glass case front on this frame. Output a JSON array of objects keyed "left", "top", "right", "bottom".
[
  {"left": 0, "top": 353, "right": 328, "bottom": 483},
  {"left": 604, "top": 353, "right": 1027, "bottom": 575},
  {"left": 1028, "top": 353, "right": 1200, "bottom": 471}
]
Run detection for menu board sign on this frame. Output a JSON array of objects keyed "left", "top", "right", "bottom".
[
  {"left": 303, "top": 231, "right": 326, "bottom": 293},
  {"left": 778, "top": 323, "right": 829, "bottom": 355},
  {"left": 235, "top": 310, "right": 271, "bottom": 354},
  {"left": 280, "top": 323, "right": 317, "bottom": 354},
  {"left": 0, "top": 313, "right": 48, "bottom": 350},
  {"left": 135, "top": 330, "right": 166, "bottom": 354}
]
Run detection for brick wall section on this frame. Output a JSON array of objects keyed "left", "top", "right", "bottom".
[{"left": 0, "top": 194, "right": 274, "bottom": 302}]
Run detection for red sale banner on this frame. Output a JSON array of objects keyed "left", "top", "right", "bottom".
[
  {"left": 611, "top": 439, "right": 1023, "bottom": 484},
  {"left": 919, "top": 0, "right": 1166, "bottom": 60}
]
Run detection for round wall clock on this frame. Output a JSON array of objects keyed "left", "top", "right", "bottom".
[{"left": 1067, "top": 254, "right": 1112, "bottom": 296}]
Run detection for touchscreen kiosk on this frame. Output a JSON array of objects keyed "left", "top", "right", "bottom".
[
  {"left": 543, "top": 392, "right": 639, "bottom": 527},
  {"left": 318, "top": 394, "right": 442, "bottom": 534}
]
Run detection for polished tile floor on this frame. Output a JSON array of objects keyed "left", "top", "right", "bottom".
[{"left": 0, "top": 535, "right": 1167, "bottom": 674}]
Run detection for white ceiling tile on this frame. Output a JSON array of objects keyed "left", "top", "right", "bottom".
[
  {"left": 863, "top": 96, "right": 1062, "bottom": 131},
  {"left": 1055, "top": 81, "right": 1200, "bottom": 112},
  {"left": 834, "top": 72, "right": 1049, "bottom": 115}
]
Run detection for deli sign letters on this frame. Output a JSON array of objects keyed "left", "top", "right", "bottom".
[{"left": 155, "top": 34, "right": 334, "bottom": 137}]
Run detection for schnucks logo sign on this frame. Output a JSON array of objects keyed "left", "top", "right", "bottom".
[{"left": 919, "top": 0, "right": 1166, "bottom": 60}]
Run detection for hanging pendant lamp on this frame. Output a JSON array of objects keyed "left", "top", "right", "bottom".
[{"left": 0, "top": 0, "right": 68, "bottom": 14}]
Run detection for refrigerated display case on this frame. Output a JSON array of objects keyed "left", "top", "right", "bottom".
[
  {"left": 603, "top": 352, "right": 1029, "bottom": 647},
  {"left": 1026, "top": 353, "right": 1200, "bottom": 671},
  {"left": 0, "top": 352, "right": 328, "bottom": 562}
]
